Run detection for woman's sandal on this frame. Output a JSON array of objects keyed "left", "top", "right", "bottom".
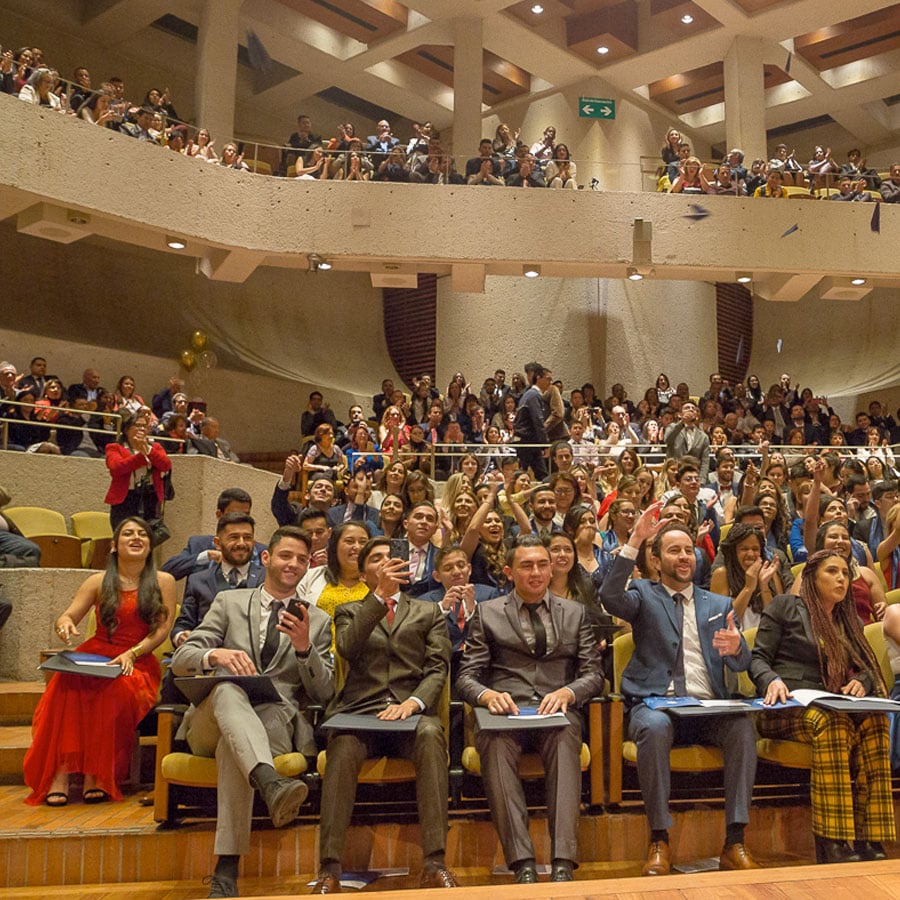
[
  {"left": 83, "top": 789, "right": 110, "bottom": 804},
  {"left": 45, "top": 792, "right": 69, "bottom": 807}
]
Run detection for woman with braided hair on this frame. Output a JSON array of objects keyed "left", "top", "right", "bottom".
[{"left": 751, "top": 550, "right": 895, "bottom": 864}]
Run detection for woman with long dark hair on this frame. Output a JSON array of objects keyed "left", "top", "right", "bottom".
[
  {"left": 752, "top": 550, "right": 894, "bottom": 863},
  {"left": 24, "top": 517, "right": 175, "bottom": 805},
  {"left": 297, "top": 521, "right": 369, "bottom": 619},
  {"left": 710, "top": 523, "right": 782, "bottom": 630}
]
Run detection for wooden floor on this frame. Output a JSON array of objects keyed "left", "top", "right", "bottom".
[{"left": 0, "top": 860, "right": 898, "bottom": 899}]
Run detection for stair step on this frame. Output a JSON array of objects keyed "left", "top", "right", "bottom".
[
  {"left": 0, "top": 682, "right": 44, "bottom": 726},
  {"left": 0, "top": 725, "right": 31, "bottom": 782}
]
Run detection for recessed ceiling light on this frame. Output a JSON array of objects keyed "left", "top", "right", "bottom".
[
  {"left": 531, "top": 4, "right": 544, "bottom": 13},
  {"left": 736, "top": 272, "right": 752, "bottom": 284},
  {"left": 851, "top": 277, "right": 866, "bottom": 285},
  {"left": 317, "top": 260, "right": 333, "bottom": 271},
  {"left": 523, "top": 264, "right": 541, "bottom": 278},
  {"left": 166, "top": 236, "right": 186, "bottom": 250},
  {"left": 627, "top": 267, "right": 643, "bottom": 281},
  {"left": 681, "top": 14, "right": 694, "bottom": 24},
  {"left": 597, "top": 46, "right": 610, "bottom": 55}
]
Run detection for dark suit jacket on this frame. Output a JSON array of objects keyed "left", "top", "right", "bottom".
[
  {"left": 418, "top": 584, "right": 499, "bottom": 651},
  {"left": 161, "top": 534, "right": 267, "bottom": 581},
  {"left": 404, "top": 542, "right": 440, "bottom": 598},
  {"left": 325, "top": 503, "right": 381, "bottom": 533},
  {"left": 328, "top": 592, "right": 450, "bottom": 718},
  {"left": 456, "top": 591, "right": 605, "bottom": 707},
  {"left": 750, "top": 593, "right": 876, "bottom": 695},
  {"left": 600, "top": 553, "right": 750, "bottom": 701},
  {"left": 171, "top": 562, "right": 265, "bottom": 639}
]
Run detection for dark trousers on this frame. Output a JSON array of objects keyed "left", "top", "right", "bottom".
[
  {"left": 318, "top": 716, "right": 448, "bottom": 863},
  {"left": 516, "top": 445, "right": 547, "bottom": 480}
]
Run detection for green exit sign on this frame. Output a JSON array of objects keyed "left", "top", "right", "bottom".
[{"left": 579, "top": 97, "right": 615, "bottom": 119}]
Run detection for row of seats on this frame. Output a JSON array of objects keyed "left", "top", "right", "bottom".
[{"left": 5, "top": 506, "right": 112, "bottom": 568}]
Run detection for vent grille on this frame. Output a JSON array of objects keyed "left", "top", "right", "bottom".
[{"left": 716, "top": 282, "right": 753, "bottom": 385}]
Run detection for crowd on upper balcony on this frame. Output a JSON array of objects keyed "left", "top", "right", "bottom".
[{"left": 659, "top": 127, "right": 899, "bottom": 201}]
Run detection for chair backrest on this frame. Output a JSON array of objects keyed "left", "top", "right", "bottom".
[
  {"left": 863, "top": 621, "right": 894, "bottom": 690},
  {"left": 4, "top": 505, "right": 68, "bottom": 537},
  {"left": 719, "top": 523, "right": 733, "bottom": 543},
  {"left": 737, "top": 627, "right": 758, "bottom": 697},
  {"left": 70, "top": 511, "right": 114, "bottom": 541},
  {"left": 885, "top": 588, "right": 900, "bottom": 606},
  {"left": 791, "top": 562, "right": 805, "bottom": 579},
  {"left": 612, "top": 632, "right": 635, "bottom": 694}
]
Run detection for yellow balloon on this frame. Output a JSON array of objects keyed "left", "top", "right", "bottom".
[
  {"left": 190, "top": 330, "right": 208, "bottom": 351},
  {"left": 180, "top": 349, "right": 197, "bottom": 371}
]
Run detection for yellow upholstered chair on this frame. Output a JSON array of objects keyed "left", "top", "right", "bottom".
[
  {"left": 70, "top": 511, "right": 113, "bottom": 568},
  {"left": 606, "top": 632, "right": 724, "bottom": 805},
  {"left": 4, "top": 505, "right": 84, "bottom": 567},
  {"left": 719, "top": 523, "right": 733, "bottom": 543},
  {"left": 884, "top": 588, "right": 900, "bottom": 606},
  {"left": 784, "top": 186, "right": 814, "bottom": 199},
  {"left": 791, "top": 562, "right": 806, "bottom": 580}
]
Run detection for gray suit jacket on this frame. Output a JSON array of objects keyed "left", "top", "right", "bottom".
[
  {"left": 600, "top": 553, "right": 750, "bottom": 701},
  {"left": 171, "top": 587, "right": 334, "bottom": 754},
  {"left": 665, "top": 421, "right": 711, "bottom": 481},
  {"left": 456, "top": 591, "right": 605, "bottom": 707}
]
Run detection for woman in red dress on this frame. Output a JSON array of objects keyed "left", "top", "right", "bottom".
[{"left": 24, "top": 517, "right": 175, "bottom": 806}]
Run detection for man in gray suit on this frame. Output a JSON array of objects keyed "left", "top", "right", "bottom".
[
  {"left": 600, "top": 505, "right": 759, "bottom": 876},
  {"left": 456, "top": 535, "right": 605, "bottom": 884},
  {"left": 171, "top": 526, "right": 334, "bottom": 898},
  {"left": 664, "top": 402, "right": 711, "bottom": 482}
]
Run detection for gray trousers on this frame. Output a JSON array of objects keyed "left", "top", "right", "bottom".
[
  {"left": 475, "top": 711, "right": 583, "bottom": 867},
  {"left": 185, "top": 682, "right": 294, "bottom": 856},
  {"left": 628, "top": 703, "right": 757, "bottom": 831}
]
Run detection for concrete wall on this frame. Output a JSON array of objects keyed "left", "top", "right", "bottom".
[
  {"left": 0, "top": 451, "right": 285, "bottom": 679},
  {"left": 436, "top": 275, "right": 718, "bottom": 399}
]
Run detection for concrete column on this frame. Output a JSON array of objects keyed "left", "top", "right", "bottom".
[
  {"left": 195, "top": 0, "right": 241, "bottom": 142},
  {"left": 723, "top": 36, "right": 767, "bottom": 164},
  {"left": 452, "top": 17, "right": 483, "bottom": 159}
]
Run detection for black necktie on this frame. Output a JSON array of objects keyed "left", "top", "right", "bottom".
[
  {"left": 673, "top": 593, "right": 687, "bottom": 696},
  {"left": 525, "top": 603, "right": 547, "bottom": 658},
  {"left": 260, "top": 600, "right": 283, "bottom": 670},
  {"left": 227, "top": 568, "right": 239, "bottom": 587}
]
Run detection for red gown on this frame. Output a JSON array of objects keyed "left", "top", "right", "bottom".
[{"left": 24, "top": 590, "right": 161, "bottom": 804}]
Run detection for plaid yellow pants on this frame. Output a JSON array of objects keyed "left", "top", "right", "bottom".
[{"left": 758, "top": 707, "right": 896, "bottom": 841}]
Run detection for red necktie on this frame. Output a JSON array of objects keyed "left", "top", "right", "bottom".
[
  {"left": 385, "top": 597, "right": 396, "bottom": 627},
  {"left": 457, "top": 598, "right": 466, "bottom": 633}
]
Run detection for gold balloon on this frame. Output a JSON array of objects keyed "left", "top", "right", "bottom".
[
  {"left": 180, "top": 349, "right": 197, "bottom": 371},
  {"left": 199, "top": 350, "right": 218, "bottom": 369},
  {"left": 190, "top": 330, "right": 208, "bottom": 351}
]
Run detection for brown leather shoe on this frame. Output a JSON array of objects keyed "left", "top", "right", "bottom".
[
  {"left": 309, "top": 871, "right": 342, "bottom": 893},
  {"left": 420, "top": 865, "right": 458, "bottom": 888},
  {"left": 642, "top": 841, "right": 670, "bottom": 876},
  {"left": 719, "top": 843, "right": 761, "bottom": 870}
]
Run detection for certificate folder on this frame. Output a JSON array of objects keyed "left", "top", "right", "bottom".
[
  {"left": 473, "top": 706, "right": 569, "bottom": 731},
  {"left": 320, "top": 713, "right": 419, "bottom": 732},
  {"left": 174, "top": 675, "right": 281, "bottom": 706},
  {"left": 39, "top": 650, "right": 122, "bottom": 679}
]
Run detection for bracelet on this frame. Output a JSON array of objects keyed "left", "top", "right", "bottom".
[{"left": 129, "top": 644, "right": 144, "bottom": 659}]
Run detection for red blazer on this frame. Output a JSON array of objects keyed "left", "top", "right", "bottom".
[{"left": 104, "top": 441, "right": 172, "bottom": 506}]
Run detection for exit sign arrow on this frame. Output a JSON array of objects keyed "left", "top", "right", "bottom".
[{"left": 579, "top": 97, "right": 615, "bottom": 119}]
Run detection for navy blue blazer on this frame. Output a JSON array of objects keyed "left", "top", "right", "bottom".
[
  {"left": 325, "top": 503, "right": 381, "bottom": 534},
  {"left": 418, "top": 583, "right": 499, "bottom": 650},
  {"left": 600, "top": 553, "right": 750, "bottom": 701},
  {"left": 160, "top": 535, "right": 266, "bottom": 581},
  {"left": 170, "top": 561, "right": 265, "bottom": 639},
  {"left": 404, "top": 542, "right": 440, "bottom": 598}
]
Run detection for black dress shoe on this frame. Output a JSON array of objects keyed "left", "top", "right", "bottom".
[
  {"left": 814, "top": 836, "right": 862, "bottom": 864},
  {"left": 550, "top": 860, "right": 574, "bottom": 882},
  {"left": 853, "top": 841, "right": 887, "bottom": 861},
  {"left": 260, "top": 777, "right": 308, "bottom": 828},
  {"left": 204, "top": 874, "right": 239, "bottom": 898},
  {"left": 514, "top": 864, "right": 538, "bottom": 883}
]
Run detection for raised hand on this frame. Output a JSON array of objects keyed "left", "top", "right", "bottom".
[{"left": 712, "top": 610, "right": 741, "bottom": 657}]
